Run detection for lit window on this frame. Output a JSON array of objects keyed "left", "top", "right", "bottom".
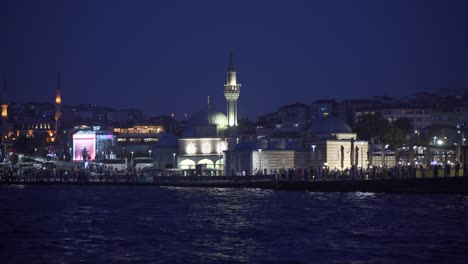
[
  {"left": 186, "top": 143, "right": 196, "bottom": 154},
  {"left": 202, "top": 143, "right": 211, "bottom": 154}
]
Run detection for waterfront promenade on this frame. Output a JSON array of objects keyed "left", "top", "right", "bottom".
[{"left": 1, "top": 170, "right": 468, "bottom": 194}]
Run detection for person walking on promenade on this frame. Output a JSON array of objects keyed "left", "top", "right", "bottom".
[
  {"left": 445, "top": 163, "right": 451, "bottom": 177},
  {"left": 455, "top": 162, "right": 460, "bottom": 176},
  {"left": 433, "top": 164, "right": 439, "bottom": 178}
]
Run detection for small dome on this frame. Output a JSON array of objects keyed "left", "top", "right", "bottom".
[
  {"left": 188, "top": 110, "right": 228, "bottom": 128},
  {"left": 309, "top": 117, "right": 352, "bottom": 134}
]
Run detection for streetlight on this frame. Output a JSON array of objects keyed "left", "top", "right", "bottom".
[
  {"left": 311, "top": 145, "right": 316, "bottom": 160},
  {"left": 69, "top": 147, "right": 72, "bottom": 161},
  {"left": 172, "top": 153, "right": 176, "bottom": 168},
  {"left": 217, "top": 142, "right": 222, "bottom": 172},
  {"left": 34, "top": 148, "right": 38, "bottom": 157},
  {"left": 433, "top": 136, "right": 437, "bottom": 145},
  {"left": 258, "top": 149, "right": 262, "bottom": 174},
  {"left": 148, "top": 149, "right": 152, "bottom": 158},
  {"left": 131, "top": 151, "right": 134, "bottom": 160}
]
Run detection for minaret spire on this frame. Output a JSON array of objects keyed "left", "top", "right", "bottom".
[
  {"left": 1, "top": 79, "right": 8, "bottom": 117},
  {"left": 1, "top": 79, "right": 6, "bottom": 103},
  {"left": 1, "top": 78, "right": 8, "bottom": 143},
  {"left": 54, "top": 73, "right": 62, "bottom": 139},
  {"left": 224, "top": 51, "right": 241, "bottom": 127},
  {"left": 228, "top": 50, "right": 236, "bottom": 72},
  {"left": 57, "top": 72, "right": 61, "bottom": 90}
]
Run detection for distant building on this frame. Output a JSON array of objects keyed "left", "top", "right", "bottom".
[
  {"left": 225, "top": 116, "right": 369, "bottom": 175},
  {"left": 15, "top": 120, "right": 55, "bottom": 143},
  {"left": 113, "top": 125, "right": 165, "bottom": 157},
  {"left": 310, "top": 99, "right": 336, "bottom": 119},
  {"left": 277, "top": 103, "right": 309, "bottom": 130},
  {"left": 431, "top": 106, "right": 468, "bottom": 127},
  {"left": 355, "top": 106, "right": 432, "bottom": 130},
  {"left": 255, "top": 103, "right": 309, "bottom": 137}
]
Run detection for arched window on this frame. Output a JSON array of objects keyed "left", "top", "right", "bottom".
[
  {"left": 179, "top": 159, "right": 196, "bottom": 169},
  {"left": 198, "top": 159, "right": 214, "bottom": 169}
]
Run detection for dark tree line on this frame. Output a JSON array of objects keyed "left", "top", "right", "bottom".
[{"left": 354, "top": 113, "right": 413, "bottom": 147}]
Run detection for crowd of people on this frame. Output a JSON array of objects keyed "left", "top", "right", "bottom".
[
  {"left": 0, "top": 162, "right": 465, "bottom": 183},
  {"left": 254, "top": 163, "right": 465, "bottom": 181}
]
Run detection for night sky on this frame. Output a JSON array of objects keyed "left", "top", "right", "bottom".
[{"left": 2, "top": 0, "right": 468, "bottom": 120}]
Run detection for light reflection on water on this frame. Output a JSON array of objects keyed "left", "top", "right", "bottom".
[{"left": 0, "top": 185, "right": 468, "bottom": 263}]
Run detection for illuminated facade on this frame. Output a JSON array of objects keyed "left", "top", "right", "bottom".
[
  {"left": 113, "top": 125, "right": 165, "bottom": 156},
  {"left": 16, "top": 121, "right": 55, "bottom": 142},
  {"left": 178, "top": 138, "right": 228, "bottom": 170},
  {"left": 177, "top": 110, "right": 234, "bottom": 173},
  {"left": 72, "top": 130, "right": 114, "bottom": 161},
  {"left": 73, "top": 131, "right": 96, "bottom": 161},
  {"left": 224, "top": 51, "right": 241, "bottom": 127}
]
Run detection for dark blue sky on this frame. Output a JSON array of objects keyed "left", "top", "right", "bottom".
[{"left": 2, "top": 0, "right": 468, "bottom": 119}]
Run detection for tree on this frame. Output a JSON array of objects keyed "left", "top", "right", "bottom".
[
  {"left": 354, "top": 112, "right": 391, "bottom": 141},
  {"left": 393, "top": 117, "right": 413, "bottom": 134},
  {"left": 383, "top": 127, "right": 404, "bottom": 146}
]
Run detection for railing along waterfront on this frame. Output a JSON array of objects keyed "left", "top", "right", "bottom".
[{"left": 0, "top": 167, "right": 466, "bottom": 184}]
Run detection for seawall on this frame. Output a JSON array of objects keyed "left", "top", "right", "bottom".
[{"left": 2, "top": 175, "right": 468, "bottom": 194}]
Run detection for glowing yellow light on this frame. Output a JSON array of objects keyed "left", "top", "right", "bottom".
[
  {"left": 1, "top": 104, "right": 7, "bottom": 117},
  {"left": 55, "top": 95, "right": 61, "bottom": 104}
]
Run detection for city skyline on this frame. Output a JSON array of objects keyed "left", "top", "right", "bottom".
[{"left": 2, "top": 0, "right": 468, "bottom": 120}]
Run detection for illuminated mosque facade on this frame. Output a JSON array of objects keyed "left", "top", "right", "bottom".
[
  {"left": 174, "top": 52, "right": 240, "bottom": 173},
  {"left": 164, "top": 52, "right": 368, "bottom": 175}
]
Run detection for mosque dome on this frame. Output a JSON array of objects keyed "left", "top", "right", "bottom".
[
  {"left": 188, "top": 110, "right": 228, "bottom": 128},
  {"left": 309, "top": 117, "right": 352, "bottom": 134},
  {"left": 19, "top": 121, "right": 54, "bottom": 131}
]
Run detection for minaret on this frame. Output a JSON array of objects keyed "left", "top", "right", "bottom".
[
  {"left": 54, "top": 73, "right": 62, "bottom": 137},
  {"left": 1, "top": 79, "right": 8, "bottom": 142},
  {"left": 224, "top": 51, "right": 241, "bottom": 127}
]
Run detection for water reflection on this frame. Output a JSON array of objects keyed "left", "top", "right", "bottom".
[{"left": 1, "top": 186, "right": 468, "bottom": 263}]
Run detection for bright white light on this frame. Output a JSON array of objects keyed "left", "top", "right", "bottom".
[
  {"left": 437, "top": 139, "right": 443, "bottom": 145},
  {"left": 186, "top": 143, "right": 196, "bottom": 154},
  {"left": 201, "top": 142, "right": 211, "bottom": 154},
  {"left": 216, "top": 142, "right": 227, "bottom": 154}
]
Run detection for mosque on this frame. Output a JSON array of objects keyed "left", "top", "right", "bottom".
[
  {"left": 153, "top": 52, "right": 369, "bottom": 175},
  {"left": 173, "top": 52, "right": 240, "bottom": 174}
]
